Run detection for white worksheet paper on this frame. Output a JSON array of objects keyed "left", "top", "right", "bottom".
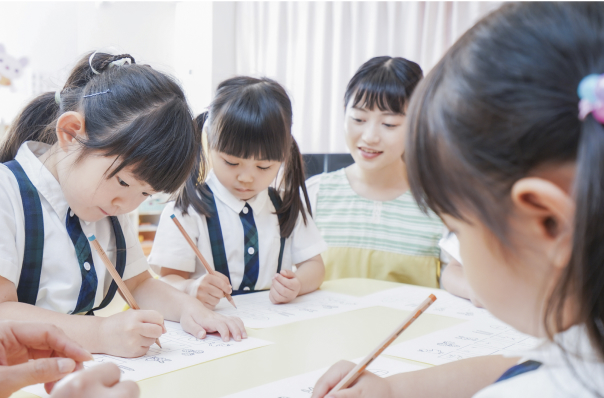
[
  {"left": 385, "top": 318, "right": 542, "bottom": 365},
  {"left": 363, "top": 285, "right": 493, "bottom": 321},
  {"left": 23, "top": 321, "right": 273, "bottom": 397},
  {"left": 214, "top": 290, "right": 370, "bottom": 328},
  {"left": 223, "top": 356, "right": 426, "bottom": 397}
]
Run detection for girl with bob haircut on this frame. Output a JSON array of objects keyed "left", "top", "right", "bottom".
[
  {"left": 306, "top": 56, "right": 446, "bottom": 288},
  {"left": 150, "top": 76, "right": 327, "bottom": 309},
  {"left": 0, "top": 52, "right": 246, "bottom": 359},
  {"left": 312, "top": 3, "right": 604, "bottom": 397}
]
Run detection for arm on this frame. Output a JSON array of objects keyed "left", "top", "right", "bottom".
[
  {"left": 125, "top": 270, "right": 245, "bottom": 342},
  {"left": 311, "top": 355, "right": 519, "bottom": 398},
  {"left": 270, "top": 254, "right": 325, "bottom": 304},
  {"left": 440, "top": 258, "right": 483, "bottom": 307}
]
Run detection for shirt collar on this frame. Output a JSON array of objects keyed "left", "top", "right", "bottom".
[
  {"left": 15, "top": 141, "right": 71, "bottom": 222},
  {"left": 206, "top": 169, "right": 269, "bottom": 215}
]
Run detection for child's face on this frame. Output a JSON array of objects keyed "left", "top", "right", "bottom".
[
  {"left": 344, "top": 99, "right": 407, "bottom": 171},
  {"left": 58, "top": 153, "right": 157, "bottom": 222},
  {"left": 442, "top": 210, "right": 569, "bottom": 337},
  {"left": 210, "top": 150, "right": 282, "bottom": 201}
]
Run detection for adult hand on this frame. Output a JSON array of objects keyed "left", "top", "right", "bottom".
[
  {"left": 0, "top": 321, "right": 92, "bottom": 398},
  {"left": 50, "top": 363, "right": 139, "bottom": 398}
]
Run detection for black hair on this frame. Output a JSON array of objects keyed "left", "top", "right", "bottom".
[
  {"left": 344, "top": 56, "right": 423, "bottom": 114},
  {"left": 405, "top": 1, "right": 604, "bottom": 383},
  {"left": 1, "top": 52, "right": 197, "bottom": 194},
  {"left": 177, "top": 76, "right": 310, "bottom": 238}
]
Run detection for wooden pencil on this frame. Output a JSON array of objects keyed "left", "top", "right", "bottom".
[
  {"left": 88, "top": 235, "right": 163, "bottom": 348},
  {"left": 328, "top": 294, "right": 437, "bottom": 394},
  {"left": 170, "top": 214, "right": 237, "bottom": 309}
]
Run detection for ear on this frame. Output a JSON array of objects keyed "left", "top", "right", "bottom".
[
  {"left": 55, "top": 112, "right": 86, "bottom": 154},
  {"left": 510, "top": 177, "right": 575, "bottom": 269}
]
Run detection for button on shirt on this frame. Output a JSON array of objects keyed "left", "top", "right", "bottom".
[
  {"left": 149, "top": 170, "right": 328, "bottom": 291},
  {"left": 0, "top": 142, "right": 149, "bottom": 313}
]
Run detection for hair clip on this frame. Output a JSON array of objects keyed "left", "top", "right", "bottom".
[
  {"left": 55, "top": 90, "right": 61, "bottom": 105},
  {"left": 109, "top": 57, "right": 133, "bottom": 68},
  {"left": 83, "top": 89, "right": 110, "bottom": 98},
  {"left": 578, "top": 73, "right": 604, "bottom": 123},
  {"left": 89, "top": 51, "right": 101, "bottom": 75}
]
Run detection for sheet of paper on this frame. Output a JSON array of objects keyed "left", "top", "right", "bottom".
[
  {"left": 223, "top": 356, "right": 425, "bottom": 397},
  {"left": 23, "top": 321, "right": 273, "bottom": 397},
  {"left": 385, "top": 318, "right": 542, "bottom": 365},
  {"left": 214, "top": 290, "right": 370, "bottom": 328},
  {"left": 363, "top": 284, "right": 493, "bottom": 321}
]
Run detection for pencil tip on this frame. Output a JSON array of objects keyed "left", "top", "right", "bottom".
[{"left": 88, "top": 235, "right": 96, "bottom": 241}]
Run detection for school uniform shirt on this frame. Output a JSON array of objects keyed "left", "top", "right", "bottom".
[
  {"left": 306, "top": 169, "right": 447, "bottom": 288},
  {"left": 148, "top": 170, "right": 328, "bottom": 291},
  {"left": 0, "top": 141, "right": 149, "bottom": 314},
  {"left": 474, "top": 324, "right": 604, "bottom": 397}
]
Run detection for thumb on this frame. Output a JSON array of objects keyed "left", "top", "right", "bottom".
[
  {"left": 1, "top": 358, "right": 76, "bottom": 393},
  {"left": 280, "top": 269, "right": 295, "bottom": 278}
]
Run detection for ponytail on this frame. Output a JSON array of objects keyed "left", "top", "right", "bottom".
[
  {"left": 547, "top": 115, "right": 604, "bottom": 360},
  {"left": 0, "top": 92, "right": 60, "bottom": 162},
  {"left": 277, "top": 138, "right": 311, "bottom": 238},
  {"left": 176, "top": 111, "right": 211, "bottom": 217}
]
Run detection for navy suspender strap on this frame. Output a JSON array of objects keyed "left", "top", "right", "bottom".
[
  {"left": 86, "top": 216, "right": 127, "bottom": 315},
  {"left": 5, "top": 159, "right": 126, "bottom": 314},
  {"left": 202, "top": 185, "right": 285, "bottom": 294},
  {"left": 5, "top": 160, "right": 45, "bottom": 305},
  {"left": 203, "top": 186, "right": 232, "bottom": 281},
  {"left": 267, "top": 187, "right": 286, "bottom": 274}
]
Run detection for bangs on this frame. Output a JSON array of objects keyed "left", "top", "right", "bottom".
[
  {"left": 91, "top": 97, "right": 197, "bottom": 193},
  {"left": 211, "top": 90, "right": 291, "bottom": 162},
  {"left": 350, "top": 81, "right": 408, "bottom": 114}
]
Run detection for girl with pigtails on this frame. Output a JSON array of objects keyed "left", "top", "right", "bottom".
[
  {"left": 0, "top": 52, "right": 246, "bottom": 360},
  {"left": 150, "top": 76, "right": 327, "bottom": 309}
]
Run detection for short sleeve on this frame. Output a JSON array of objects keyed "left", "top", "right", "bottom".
[
  {"left": 148, "top": 202, "right": 202, "bottom": 275},
  {"left": 305, "top": 174, "right": 322, "bottom": 214},
  {"left": 289, "top": 210, "right": 329, "bottom": 265},
  {"left": 120, "top": 212, "right": 150, "bottom": 280},
  {"left": 439, "top": 233, "right": 462, "bottom": 264},
  {"left": 0, "top": 167, "right": 23, "bottom": 286}
]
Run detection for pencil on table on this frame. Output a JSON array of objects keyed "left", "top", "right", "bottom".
[
  {"left": 88, "top": 235, "right": 163, "bottom": 348},
  {"left": 170, "top": 214, "right": 238, "bottom": 309},
  {"left": 328, "top": 294, "right": 437, "bottom": 394}
]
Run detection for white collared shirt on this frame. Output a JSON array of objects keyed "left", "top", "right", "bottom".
[
  {"left": 0, "top": 142, "right": 149, "bottom": 314},
  {"left": 149, "top": 170, "right": 328, "bottom": 291},
  {"left": 474, "top": 324, "right": 604, "bottom": 397}
]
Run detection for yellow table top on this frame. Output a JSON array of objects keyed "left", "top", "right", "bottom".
[{"left": 13, "top": 278, "right": 465, "bottom": 398}]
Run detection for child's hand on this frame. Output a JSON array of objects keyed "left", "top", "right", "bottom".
[
  {"left": 49, "top": 363, "right": 139, "bottom": 398},
  {"left": 311, "top": 360, "right": 393, "bottom": 398},
  {"left": 269, "top": 269, "right": 301, "bottom": 304},
  {"left": 99, "top": 310, "right": 166, "bottom": 357},
  {"left": 179, "top": 297, "right": 247, "bottom": 342},
  {"left": 191, "top": 273, "right": 233, "bottom": 310}
]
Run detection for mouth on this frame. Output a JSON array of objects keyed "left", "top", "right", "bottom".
[
  {"left": 234, "top": 188, "right": 253, "bottom": 193},
  {"left": 98, "top": 207, "right": 110, "bottom": 216},
  {"left": 358, "top": 146, "right": 384, "bottom": 159}
]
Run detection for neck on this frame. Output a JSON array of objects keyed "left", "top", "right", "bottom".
[
  {"left": 37, "top": 143, "right": 62, "bottom": 183},
  {"left": 346, "top": 159, "right": 409, "bottom": 201}
]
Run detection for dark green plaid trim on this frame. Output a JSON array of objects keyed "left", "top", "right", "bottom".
[
  {"left": 5, "top": 160, "right": 44, "bottom": 306},
  {"left": 67, "top": 208, "right": 98, "bottom": 314},
  {"left": 239, "top": 203, "right": 259, "bottom": 290}
]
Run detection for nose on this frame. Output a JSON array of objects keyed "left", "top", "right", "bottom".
[
  {"left": 237, "top": 172, "right": 253, "bottom": 184},
  {"left": 361, "top": 122, "right": 380, "bottom": 145}
]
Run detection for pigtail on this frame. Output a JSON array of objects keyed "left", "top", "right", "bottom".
[
  {"left": 176, "top": 112, "right": 211, "bottom": 217},
  {"left": 277, "top": 137, "right": 311, "bottom": 238},
  {"left": 0, "top": 92, "right": 60, "bottom": 162},
  {"left": 547, "top": 115, "right": 604, "bottom": 362}
]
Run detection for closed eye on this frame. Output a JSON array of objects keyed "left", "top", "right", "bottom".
[
  {"left": 383, "top": 123, "right": 399, "bottom": 128},
  {"left": 224, "top": 160, "right": 238, "bottom": 166},
  {"left": 258, "top": 165, "right": 271, "bottom": 170},
  {"left": 117, "top": 176, "right": 129, "bottom": 187}
]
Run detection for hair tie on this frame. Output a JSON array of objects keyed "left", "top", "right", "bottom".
[
  {"left": 55, "top": 90, "right": 61, "bottom": 106},
  {"left": 89, "top": 51, "right": 101, "bottom": 75},
  {"left": 578, "top": 73, "right": 604, "bottom": 122},
  {"left": 109, "top": 57, "right": 133, "bottom": 68}
]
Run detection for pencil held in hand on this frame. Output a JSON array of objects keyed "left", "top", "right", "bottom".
[
  {"left": 329, "top": 294, "right": 437, "bottom": 394},
  {"left": 88, "top": 235, "right": 163, "bottom": 348},
  {"left": 170, "top": 214, "right": 237, "bottom": 309}
]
